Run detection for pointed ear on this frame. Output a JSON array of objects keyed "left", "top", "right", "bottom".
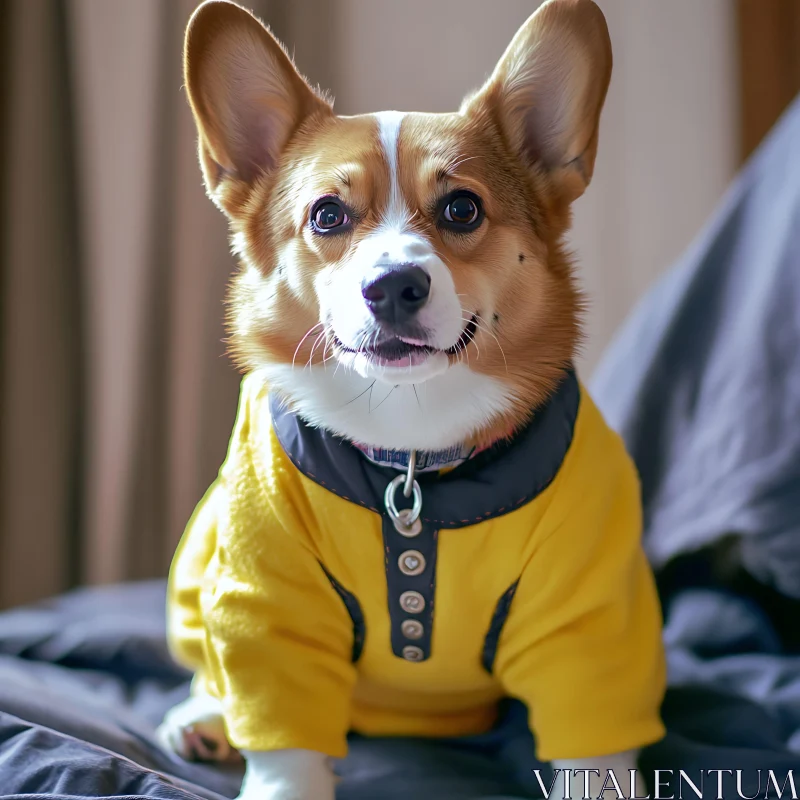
[
  {"left": 465, "top": 0, "right": 612, "bottom": 203},
  {"left": 183, "top": 0, "right": 332, "bottom": 207}
]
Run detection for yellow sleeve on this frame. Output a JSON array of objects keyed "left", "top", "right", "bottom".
[
  {"left": 198, "top": 376, "right": 357, "bottom": 758},
  {"left": 494, "top": 395, "right": 666, "bottom": 762},
  {"left": 166, "top": 477, "right": 222, "bottom": 676}
]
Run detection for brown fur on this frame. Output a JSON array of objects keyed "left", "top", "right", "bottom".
[{"left": 183, "top": 0, "right": 612, "bottom": 447}]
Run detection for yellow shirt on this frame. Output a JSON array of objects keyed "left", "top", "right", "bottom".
[{"left": 166, "top": 371, "right": 666, "bottom": 761}]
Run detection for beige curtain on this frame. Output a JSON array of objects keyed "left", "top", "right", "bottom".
[{"left": 0, "top": 0, "right": 328, "bottom": 608}]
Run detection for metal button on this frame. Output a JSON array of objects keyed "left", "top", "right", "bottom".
[
  {"left": 402, "top": 645, "right": 425, "bottom": 662},
  {"left": 395, "top": 508, "right": 422, "bottom": 538},
  {"left": 399, "top": 590, "right": 425, "bottom": 614},
  {"left": 398, "top": 550, "right": 426, "bottom": 576},
  {"left": 401, "top": 619, "right": 424, "bottom": 640}
]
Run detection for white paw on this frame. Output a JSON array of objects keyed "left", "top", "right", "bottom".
[
  {"left": 156, "top": 693, "right": 241, "bottom": 763},
  {"left": 236, "top": 749, "right": 337, "bottom": 800}
]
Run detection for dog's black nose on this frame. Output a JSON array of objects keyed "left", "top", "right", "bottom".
[{"left": 362, "top": 266, "right": 431, "bottom": 323}]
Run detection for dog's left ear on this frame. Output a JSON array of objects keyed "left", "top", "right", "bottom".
[{"left": 465, "top": 0, "right": 612, "bottom": 203}]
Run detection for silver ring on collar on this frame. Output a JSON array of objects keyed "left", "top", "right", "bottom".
[{"left": 384, "top": 475, "right": 423, "bottom": 537}]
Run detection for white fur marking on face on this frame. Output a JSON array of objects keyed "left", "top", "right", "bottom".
[
  {"left": 375, "top": 111, "right": 410, "bottom": 229},
  {"left": 323, "top": 229, "right": 464, "bottom": 367},
  {"left": 316, "top": 112, "right": 467, "bottom": 391}
]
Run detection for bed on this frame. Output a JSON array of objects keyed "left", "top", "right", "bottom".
[{"left": 2, "top": 98, "right": 800, "bottom": 800}]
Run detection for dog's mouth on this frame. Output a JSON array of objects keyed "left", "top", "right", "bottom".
[{"left": 334, "top": 315, "right": 478, "bottom": 368}]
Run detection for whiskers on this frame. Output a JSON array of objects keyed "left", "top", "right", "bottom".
[
  {"left": 292, "top": 321, "right": 340, "bottom": 373},
  {"left": 292, "top": 322, "right": 324, "bottom": 369},
  {"left": 474, "top": 311, "right": 508, "bottom": 373},
  {"left": 341, "top": 379, "right": 375, "bottom": 408},
  {"left": 455, "top": 294, "right": 509, "bottom": 374},
  {"left": 309, "top": 328, "right": 329, "bottom": 366},
  {"left": 442, "top": 153, "right": 481, "bottom": 179},
  {"left": 295, "top": 324, "right": 382, "bottom": 383}
]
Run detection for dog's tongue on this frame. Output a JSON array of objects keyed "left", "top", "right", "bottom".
[
  {"left": 397, "top": 335, "right": 429, "bottom": 347},
  {"left": 374, "top": 349, "right": 430, "bottom": 368}
]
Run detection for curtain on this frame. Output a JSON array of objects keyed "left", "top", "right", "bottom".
[
  {"left": 0, "top": 0, "right": 317, "bottom": 608},
  {"left": 737, "top": 0, "right": 800, "bottom": 162}
]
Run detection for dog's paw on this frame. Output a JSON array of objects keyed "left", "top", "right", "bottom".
[
  {"left": 156, "top": 693, "right": 241, "bottom": 763},
  {"left": 236, "top": 750, "right": 337, "bottom": 800}
]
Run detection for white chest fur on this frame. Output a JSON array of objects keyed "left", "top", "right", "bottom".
[{"left": 260, "top": 363, "right": 514, "bottom": 451}]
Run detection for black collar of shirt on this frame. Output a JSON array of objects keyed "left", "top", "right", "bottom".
[{"left": 269, "top": 368, "right": 580, "bottom": 529}]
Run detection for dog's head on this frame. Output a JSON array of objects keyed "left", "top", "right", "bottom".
[{"left": 184, "top": 0, "right": 611, "bottom": 450}]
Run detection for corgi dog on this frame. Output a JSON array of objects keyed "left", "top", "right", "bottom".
[{"left": 157, "top": 1, "right": 667, "bottom": 799}]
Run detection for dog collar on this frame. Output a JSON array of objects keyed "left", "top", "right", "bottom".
[{"left": 352, "top": 442, "right": 481, "bottom": 473}]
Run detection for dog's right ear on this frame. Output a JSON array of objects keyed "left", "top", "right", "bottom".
[{"left": 184, "top": 0, "right": 331, "bottom": 212}]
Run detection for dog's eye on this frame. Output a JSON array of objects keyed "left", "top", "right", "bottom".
[
  {"left": 311, "top": 199, "right": 350, "bottom": 233},
  {"left": 440, "top": 191, "right": 483, "bottom": 231}
]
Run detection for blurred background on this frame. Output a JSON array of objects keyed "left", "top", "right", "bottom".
[{"left": 0, "top": 0, "right": 797, "bottom": 609}]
